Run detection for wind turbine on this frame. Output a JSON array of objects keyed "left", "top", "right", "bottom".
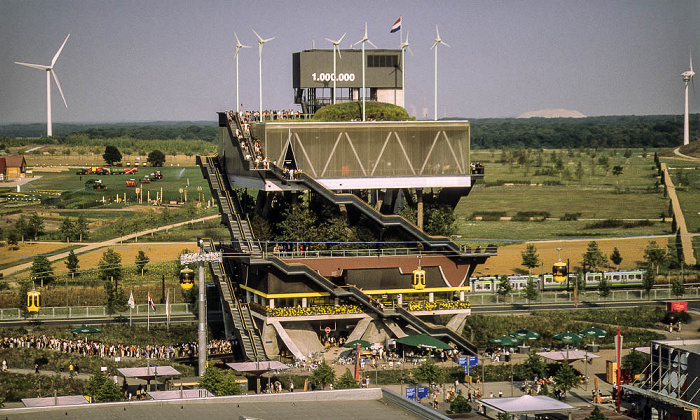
[
  {"left": 325, "top": 33, "right": 346, "bottom": 105},
  {"left": 253, "top": 29, "right": 274, "bottom": 122},
  {"left": 682, "top": 53, "right": 695, "bottom": 146},
  {"left": 430, "top": 25, "right": 450, "bottom": 121},
  {"left": 233, "top": 32, "right": 251, "bottom": 114},
  {"left": 399, "top": 31, "right": 414, "bottom": 109},
  {"left": 15, "top": 34, "right": 70, "bottom": 137},
  {"left": 353, "top": 22, "right": 377, "bottom": 121}
]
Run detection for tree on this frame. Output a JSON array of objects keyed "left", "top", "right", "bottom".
[
  {"left": 449, "top": 390, "right": 472, "bottom": 414},
  {"left": 525, "top": 277, "right": 539, "bottom": 305},
  {"left": 496, "top": 275, "right": 513, "bottom": 298},
  {"left": 424, "top": 204, "right": 456, "bottom": 237},
  {"left": 6, "top": 230, "right": 19, "bottom": 249},
  {"left": 14, "top": 215, "right": 27, "bottom": 241},
  {"left": 415, "top": 358, "right": 445, "bottom": 385},
  {"left": 59, "top": 217, "right": 75, "bottom": 241},
  {"left": 553, "top": 363, "right": 578, "bottom": 393},
  {"left": 27, "top": 213, "right": 45, "bottom": 240},
  {"left": 518, "top": 353, "right": 547, "bottom": 381},
  {"left": 147, "top": 149, "right": 166, "bottom": 166},
  {"left": 65, "top": 250, "right": 80, "bottom": 276},
  {"left": 104, "top": 280, "right": 127, "bottom": 314},
  {"left": 609, "top": 247, "right": 622, "bottom": 267},
  {"left": 643, "top": 241, "right": 666, "bottom": 275},
  {"left": 672, "top": 278, "right": 685, "bottom": 298},
  {"left": 17, "top": 280, "right": 32, "bottom": 317},
  {"left": 521, "top": 244, "right": 540, "bottom": 274},
  {"left": 198, "top": 367, "right": 243, "bottom": 396},
  {"left": 642, "top": 268, "right": 655, "bottom": 297},
  {"left": 582, "top": 241, "right": 607, "bottom": 272},
  {"left": 98, "top": 249, "right": 122, "bottom": 283},
  {"left": 75, "top": 215, "right": 90, "bottom": 241},
  {"left": 135, "top": 250, "right": 150, "bottom": 276},
  {"left": 612, "top": 165, "right": 624, "bottom": 176},
  {"left": 584, "top": 406, "right": 607, "bottom": 420},
  {"left": 30, "top": 255, "right": 55, "bottom": 287},
  {"left": 598, "top": 276, "right": 611, "bottom": 298},
  {"left": 84, "top": 371, "right": 124, "bottom": 402},
  {"left": 622, "top": 349, "right": 648, "bottom": 375},
  {"left": 334, "top": 369, "right": 359, "bottom": 389},
  {"left": 102, "top": 145, "right": 122, "bottom": 165},
  {"left": 311, "top": 360, "right": 336, "bottom": 390}
]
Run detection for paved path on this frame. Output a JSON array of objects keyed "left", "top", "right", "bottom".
[
  {"left": 660, "top": 162, "right": 696, "bottom": 265},
  {"left": 1, "top": 214, "right": 219, "bottom": 277},
  {"left": 673, "top": 147, "right": 698, "bottom": 161}
]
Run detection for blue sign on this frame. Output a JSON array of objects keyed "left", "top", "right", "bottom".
[
  {"left": 406, "top": 387, "right": 416, "bottom": 400},
  {"left": 417, "top": 386, "right": 429, "bottom": 399},
  {"left": 459, "top": 356, "right": 479, "bottom": 367},
  {"left": 464, "top": 366, "right": 470, "bottom": 375}
]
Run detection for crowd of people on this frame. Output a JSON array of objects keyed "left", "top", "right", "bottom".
[{"left": 0, "top": 335, "right": 235, "bottom": 361}]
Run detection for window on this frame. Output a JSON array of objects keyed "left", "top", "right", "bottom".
[{"left": 368, "top": 55, "right": 399, "bottom": 68}]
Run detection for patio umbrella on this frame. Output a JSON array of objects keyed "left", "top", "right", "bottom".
[
  {"left": 71, "top": 326, "right": 101, "bottom": 342},
  {"left": 343, "top": 339, "right": 372, "bottom": 349},
  {"left": 397, "top": 334, "right": 452, "bottom": 350},
  {"left": 488, "top": 335, "right": 521, "bottom": 346},
  {"left": 552, "top": 332, "right": 583, "bottom": 344},
  {"left": 510, "top": 329, "right": 541, "bottom": 341},
  {"left": 579, "top": 327, "right": 608, "bottom": 345}
]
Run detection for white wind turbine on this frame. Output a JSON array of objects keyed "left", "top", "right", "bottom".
[
  {"left": 430, "top": 25, "right": 450, "bottom": 121},
  {"left": 353, "top": 22, "right": 377, "bottom": 121},
  {"left": 15, "top": 34, "right": 70, "bottom": 137},
  {"left": 253, "top": 29, "right": 275, "bottom": 122},
  {"left": 399, "top": 31, "right": 414, "bottom": 109},
  {"left": 325, "top": 33, "right": 346, "bottom": 105},
  {"left": 234, "top": 32, "right": 251, "bottom": 114},
  {"left": 682, "top": 53, "right": 695, "bottom": 146}
]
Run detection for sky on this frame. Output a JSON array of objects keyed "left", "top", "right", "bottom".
[{"left": 1, "top": 0, "right": 699, "bottom": 124}]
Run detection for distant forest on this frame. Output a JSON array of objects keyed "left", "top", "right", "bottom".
[{"left": 0, "top": 114, "right": 697, "bottom": 150}]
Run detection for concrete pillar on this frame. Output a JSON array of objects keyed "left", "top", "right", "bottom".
[
  {"left": 269, "top": 299, "right": 274, "bottom": 309},
  {"left": 397, "top": 294, "right": 403, "bottom": 305},
  {"left": 301, "top": 297, "right": 308, "bottom": 308},
  {"left": 334, "top": 298, "right": 339, "bottom": 306},
  {"left": 376, "top": 189, "right": 385, "bottom": 211},
  {"left": 428, "top": 292, "right": 434, "bottom": 303},
  {"left": 460, "top": 290, "right": 465, "bottom": 301},
  {"left": 416, "top": 189, "right": 424, "bottom": 230}
]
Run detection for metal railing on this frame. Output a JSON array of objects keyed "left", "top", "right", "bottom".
[
  {"left": 0, "top": 303, "right": 192, "bottom": 321},
  {"left": 469, "top": 288, "right": 700, "bottom": 306}
]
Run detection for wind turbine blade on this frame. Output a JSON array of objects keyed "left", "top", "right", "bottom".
[
  {"left": 364, "top": 22, "right": 368, "bottom": 38},
  {"left": 337, "top": 48, "right": 342, "bottom": 59},
  {"left": 406, "top": 32, "right": 410, "bottom": 44},
  {"left": 408, "top": 46, "right": 415, "bottom": 56},
  {"left": 691, "top": 52, "right": 694, "bottom": 73},
  {"left": 435, "top": 25, "right": 440, "bottom": 39},
  {"left": 51, "top": 70, "right": 68, "bottom": 107},
  {"left": 15, "top": 62, "right": 50, "bottom": 71},
  {"left": 252, "top": 29, "right": 263, "bottom": 42},
  {"left": 367, "top": 39, "right": 377, "bottom": 49},
  {"left": 51, "top": 34, "right": 70, "bottom": 67},
  {"left": 338, "top": 33, "right": 346, "bottom": 44},
  {"left": 263, "top": 37, "right": 275, "bottom": 43},
  {"left": 325, "top": 38, "right": 334, "bottom": 43},
  {"left": 235, "top": 31, "right": 242, "bottom": 45},
  {"left": 430, "top": 41, "right": 438, "bottom": 51},
  {"left": 442, "top": 41, "right": 451, "bottom": 48}
]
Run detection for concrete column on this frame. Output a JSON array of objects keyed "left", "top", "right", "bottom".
[
  {"left": 376, "top": 189, "right": 385, "bottom": 211},
  {"left": 416, "top": 189, "right": 424, "bottom": 230},
  {"left": 397, "top": 294, "right": 403, "bottom": 305},
  {"left": 460, "top": 291, "right": 465, "bottom": 301},
  {"left": 428, "top": 292, "right": 434, "bottom": 303},
  {"left": 301, "top": 297, "right": 308, "bottom": 308},
  {"left": 269, "top": 299, "right": 274, "bottom": 309},
  {"left": 334, "top": 298, "right": 339, "bottom": 306}
]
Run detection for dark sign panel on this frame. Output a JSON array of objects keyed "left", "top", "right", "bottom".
[{"left": 293, "top": 49, "right": 402, "bottom": 89}]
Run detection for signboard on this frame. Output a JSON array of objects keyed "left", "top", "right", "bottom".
[
  {"left": 417, "top": 386, "right": 429, "bottom": 400},
  {"left": 293, "top": 49, "right": 402, "bottom": 89},
  {"left": 405, "top": 387, "right": 416, "bottom": 400},
  {"left": 325, "top": 327, "right": 331, "bottom": 334},
  {"left": 180, "top": 251, "right": 222, "bottom": 264},
  {"left": 667, "top": 301, "right": 688, "bottom": 312},
  {"left": 459, "top": 356, "right": 478, "bottom": 367}
]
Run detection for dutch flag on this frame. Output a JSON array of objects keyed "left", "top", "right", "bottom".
[{"left": 390, "top": 17, "right": 401, "bottom": 33}]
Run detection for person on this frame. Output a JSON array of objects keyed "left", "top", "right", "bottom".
[
  {"left": 498, "top": 390, "right": 503, "bottom": 398},
  {"left": 35, "top": 363, "right": 39, "bottom": 374},
  {"left": 1, "top": 359, "right": 7, "bottom": 372},
  {"left": 290, "top": 380, "right": 294, "bottom": 392},
  {"left": 69, "top": 364, "right": 74, "bottom": 377},
  {"left": 467, "top": 389, "right": 473, "bottom": 402},
  {"left": 490, "top": 392, "right": 494, "bottom": 398},
  {"left": 433, "top": 393, "right": 439, "bottom": 409}
]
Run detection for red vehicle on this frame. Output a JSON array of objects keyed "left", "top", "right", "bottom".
[
  {"left": 124, "top": 167, "right": 138, "bottom": 175},
  {"left": 152, "top": 170, "right": 163, "bottom": 180},
  {"left": 125, "top": 179, "right": 137, "bottom": 187},
  {"left": 141, "top": 176, "right": 151, "bottom": 184}
]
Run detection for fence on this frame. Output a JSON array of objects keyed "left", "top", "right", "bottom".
[
  {"left": 469, "top": 288, "right": 700, "bottom": 306},
  {"left": 0, "top": 303, "right": 192, "bottom": 321}
]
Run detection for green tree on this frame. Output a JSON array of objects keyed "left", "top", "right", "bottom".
[
  {"left": 59, "top": 217, "right": 75, "bottom": 241},
  {"left": 671, "top": 278, "right": 685, "bottom": 298},
  {"left": 84, "top": 371, "right": 124, "bottom": 402},
  {"left": 643, "top": 241, "right": 666, "bottom": 275},
  {"left": 612, "top": 165, "right": 624, "bottom": 176},
  {"left": 642, "top": 268, "right": 655, "bottom": 297},
  {"left": 279, "top": 203, "right": 318, "bottom": 246},
  {"left": 102, "top": 145, "right": 122, "bottom": 165},
  {"left": 147, "top": 149, "right": 166, "bottom": 166},
  {"left": 30, "top": 255, "right": 55, "bottom": 287},
  {"left": 553, "top": 363, "right": 578, "bottom": 393},
  {"left": 6, "top": 230, "right": 19, "bottom": 249},
  {"left": 622, "top": 349, "right": 648, "bottom": 375},
  {"left": 496, "top": 275, "right": 513, "bottom": 298},
  {"left": 27, "top": 213, "right": 45, "bottom": 240},
  {"left": 198, "top": 367, "right": 243, "bottom": 396},
  {"left": 14, "top": 215, "right": 27, "bottom": 241},
  {"left": 598, "top": 276, "right": 611, "bottom": 298},
  {"left": 424, "top": 204, "right": 456, "bottom": 237},
  {"left": 135, "top": 250, "right": 150, "bottom": 276},
  {"left": 98, "top": 249, "right": 122, "bottom": 282},
  {"left": 584, "top": 406, "right": 607, "bottom": 420},
  {"left": 311, "top": 360, "right": 336, "bottom": 390},
  {"left": 525, "top": 277, "right": 539, "bottom": 304},
  {"left": 575, "top": 161, "right": 585, "bottom": 182},
  {"left": 521, "top": 244, "right": 540, "bottom": 274},
  {"left": 582, "top": 241, "right": 607, "bottom": 272},
  {"left": 75, "top": 215, "right": 89, "bottom": 241},
  {"left": 17, "top": 280, "right": 32, "bottom": 317},
  {"left": 104, "top": 280, "right": 128, "bottom": 314},
  {"left": 518, "top": 353, "right": 547, "bottom": 381},
  {"left": 65, "top": 250, "right": 80, "bottom": 276},
  {"left": 414, "top": 358, "right": 445, "bottom": 385},
  {"left": 449, "top": 390, "right": 472, "bottom": 414},
  {"left": 334, "top": 369, "right": 359, "bottom": 389},
  {"left": 609, "top": 247, "right": 622, "bottom": 267}
]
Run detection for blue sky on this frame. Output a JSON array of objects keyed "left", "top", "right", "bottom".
[{"left": 1, "top": 0, "right": 698, "bottom": 123}]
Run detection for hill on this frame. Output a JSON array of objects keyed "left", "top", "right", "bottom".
[{"left": 517, "top": 109, "right": 586, "bottom": 118}]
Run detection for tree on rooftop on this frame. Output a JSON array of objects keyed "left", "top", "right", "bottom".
[{"left": 313, "top": 101, "right": 411, "bottom": 122}]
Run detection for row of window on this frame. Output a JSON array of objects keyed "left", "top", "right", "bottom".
[{"left": 367, "top": 55, "right": 399, "bottom": 68}]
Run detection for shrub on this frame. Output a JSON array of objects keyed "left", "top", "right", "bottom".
[{"left": 560, "top": 212, "right": 582, "bottom": 221}]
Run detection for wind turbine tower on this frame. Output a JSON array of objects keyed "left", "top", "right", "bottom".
[
  {"left": 353, "top": 22, "right": 377, "bottom": 121},
  {"left": 234, "top": 32, "right": 251, "bottom": 114},
  {"left": 325, "top": 33, "right": 346, "bottom": 105},
  {"left": 430, "top": 26, "right": 450, "bottom": 121},
  {"left": 15, "top": 34, "right": 70, "bottom": 137},
  {"left": 400, "top": 32, "right": 413, "bottom": 109},
  {"left": 253, "top": 30, "right": 275, "bottom": 122},
  {"left": 682, "top": 53, "right": 695, "bottom": 146}
]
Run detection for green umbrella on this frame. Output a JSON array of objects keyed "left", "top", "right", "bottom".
[
  {"left": 488, "top": 335, "right": 521, "bottom": 346},
  {"left": 553, "top": 332, "right": 583, "bottom": 344},
  {"left": 579, "top": 327, "right": 607, "bottom": 345},
  {"left": 71, "top": 326, "right": 101, "bottom": 334},
  {"left": 510, "top": 329, "right": 541, "bottom": 341},
  {"left": 397, "top": 334, "right": 453, "bottom": 350},
  {"left": 343, "top": 339, "right": 372, "bottom": 349}
]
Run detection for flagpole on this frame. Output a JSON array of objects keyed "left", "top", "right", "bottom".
[{"left": 147, "top": 293, "right": 150, "bottom": 331}]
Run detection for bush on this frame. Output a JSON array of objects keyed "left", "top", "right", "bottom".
[
  {"left": 449, "top": 390, "right": 472, "bottom": 413},
  {"left": 560, "top": 212, "right": 582, "bottom": 221},
  {"left": 313, "top": 101, "right": 410, "bottom": 122}
]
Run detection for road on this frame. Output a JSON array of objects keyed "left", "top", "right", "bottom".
[{"left": 1, "top": 214, "right": 219, "bottom": 277}]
